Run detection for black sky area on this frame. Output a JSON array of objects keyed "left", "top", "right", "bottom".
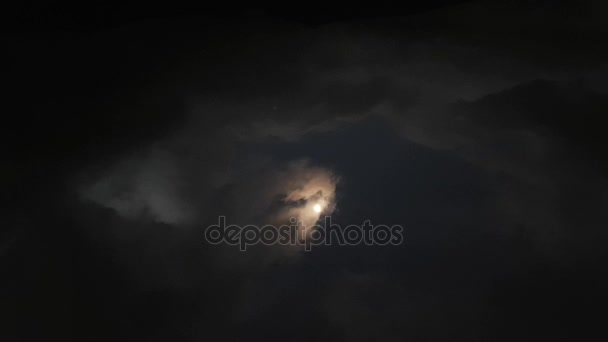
[{"left": 4, "top": 1, "right": 608, "bottom": 341}]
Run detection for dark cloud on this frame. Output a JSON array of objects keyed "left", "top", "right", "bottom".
[{"left": 4, "top": 1, "right": 608, "bottom": 341}]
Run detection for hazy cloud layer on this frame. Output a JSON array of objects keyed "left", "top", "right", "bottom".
[{"left": 5, "top": 1, "right": 608, "bottom": 341}]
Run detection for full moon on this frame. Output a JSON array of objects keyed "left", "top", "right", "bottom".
[{"left": 313, "top": 203, "right": 322, "bottom": 213}]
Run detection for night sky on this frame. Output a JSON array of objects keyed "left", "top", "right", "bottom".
[{"left": 4, "top": 1, "right": 608, "bottom": 341}]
